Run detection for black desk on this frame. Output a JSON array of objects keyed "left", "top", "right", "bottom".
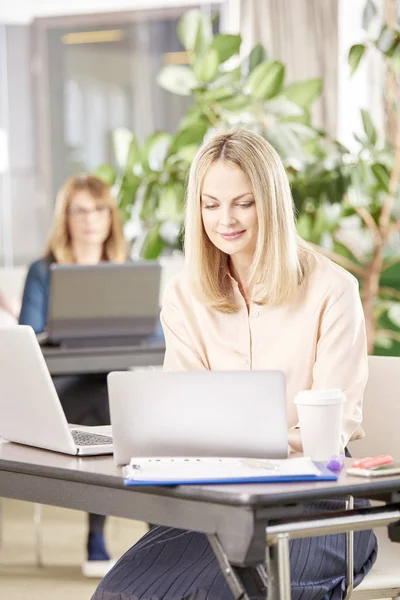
[
  {"left": 42, "top": 341, "right": 165, "bottom": 375},
  {"left": 1, "top": 441, "right": 400, "bottom": 599}
]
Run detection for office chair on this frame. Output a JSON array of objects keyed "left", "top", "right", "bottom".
[{"left": 349, "top": 355, "right": 400, "bottom": 599}]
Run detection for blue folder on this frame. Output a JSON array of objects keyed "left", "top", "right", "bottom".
[{"left": 123, "top": 462, "right": 337, "bottom": 487}]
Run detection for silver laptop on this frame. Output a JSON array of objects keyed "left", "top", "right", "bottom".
[
  {"left": 47, "top": 261, "right": 161, "bottom": 345},
  {"left": 0, "top": 326, "right": 113, "bottom": 456},
  {"left": 108, "top": 370, "right": 288, "bottom": 465}
]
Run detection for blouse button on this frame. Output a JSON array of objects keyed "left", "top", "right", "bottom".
[
  {"left": 251, "top": 310, "right": 260, "bottom": 318},
  {"left": 243, "top": 358, "right": 250, "bottom": 365}
]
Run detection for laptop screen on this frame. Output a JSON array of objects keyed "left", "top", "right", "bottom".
[{"left": 48, "top": 262, "right": 161, "bottom": 341}]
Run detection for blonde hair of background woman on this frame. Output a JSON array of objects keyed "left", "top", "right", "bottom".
[
  {"left": 184, "top": 129, "right": 313, "bottom": 313},
  {"left": 45, "top": 174, "right": 127, "bottom": 264}
]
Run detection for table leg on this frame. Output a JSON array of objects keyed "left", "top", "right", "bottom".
[
  {"left": 33, "top": 503, "right": 44, "bottom": 567},
  {"left": 345, "top": 495, "right": 354, "bottom": 600},
  {"left": 266, "top": 532, "right": 291, "bottom": 600},
  {"left": 207, "top": 534, "right": 251, "bottom": 600}
]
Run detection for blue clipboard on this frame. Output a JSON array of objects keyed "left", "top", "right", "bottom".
[{"left": 123, "top": 462, "right": 337, "bottom": 487}]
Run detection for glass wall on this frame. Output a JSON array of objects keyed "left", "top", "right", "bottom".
[{"left": 34, "top": 6, "right": 220, "bottom": 200}]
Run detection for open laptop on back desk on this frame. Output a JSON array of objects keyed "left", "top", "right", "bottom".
[{"left": 43, "top": 261, "right": 161, "bottom": 347}]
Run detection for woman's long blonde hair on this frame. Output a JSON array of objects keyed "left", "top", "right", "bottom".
[
  {"left": 184, "top": 129, "right": 313, "bottom": 312},
  {"left": 45, "top": 174, "right": 127, "bottom": 264}
]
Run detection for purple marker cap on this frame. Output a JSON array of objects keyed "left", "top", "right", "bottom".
[{"left": 327, "top": 454, "right": 345, "bottom": 472}]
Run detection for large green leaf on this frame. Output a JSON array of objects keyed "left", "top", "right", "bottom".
[
  {"left": 156, "top": 182, "right": 184, "bottom": 223},
  {"left": 210, "top": 34, "right": 241, "bottom": 63},
  {"left": 361, "top": 109, "right": 378, "bottom": 146},
  {"left": 140, "top": 182, "right": 159, "bottom": 223},
  {"left": 371, "top": 163, "right": 390, "bottom": 192},
  {"left": 95, "top": 163, "right": 117, "bottom": 186},
  {"left": 265, "top": 96, "right": 303, "bottom": 118},
  {"left": 213, "top": 66, "right": 241, "bottom": 87},
  {"left": 348, "top": 44, "right": 366, "bottom": 75},
  {"left": 142, "top": 132, "right": 172, "bottom": 172},
  {"left": 388, "top": 304, "right": 400, "bottom": 328},
  {"left": 125, "top": 133, "right": 142, "bottom": 174},
  {"left": 177, "top": 9, "right": 212, "bottom": 56},
  {"left": 118, "top": 173, "right": 141, "bottom": 221},
  {"left": 194, "top": 48, "right": 219, "bottom": 82},
  {"left": 219, "top": 94, "right": 249, "bottom": 111},
  {"left": 283, "top": 122, "right": 316, "bottom": 141},
  {"left": 157, "top": 65, "right": 197, "bottom": 96},
  {"left": 362, "top": 0, "right": 377, "bottom": 31},
  {"left": 284, "top": 79, "right": 323, "bottom": 108},
  {"left": 242, "top": 44, "right": 267, "bottom": 76},
  {"left": 267, "top": 122, "right": 308, "bottom": 168},
  {"left": 201, "top": 85, "right": 234, "bottom": 103},
  {"left": 113, "top": 128, "right": 134, "bottom": 170},
  {"left": 171, "top": 121, "right": 208, "bottom": 153},
  {"left": 376, "top": 26, "right": 400, "bottom": 57},
  {"left": 141, "top": 224, "right": 165, "bottom": 260},
  {"left": 247, "top": 60, "right": 285, "bottom": 100},
  {"left": 296, "top": 213, "right": 313, "bottom": 240},
  {"left": 174, "top": 144, "right": 200, "bottom": 163}
]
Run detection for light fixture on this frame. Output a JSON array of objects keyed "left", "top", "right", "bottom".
[
  {"left": 163, "top": 51, "right": 192, "bottom": 65},
  {"left": 61, "top": 30, "right": 124, "bottom": 45}
]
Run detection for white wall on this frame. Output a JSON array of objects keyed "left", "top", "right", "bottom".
[
  {"left": 337, "top": 0, "right": 384, "bottom": 150},
  {"left": 0, "top": 0, "right": 222, "bottom": 24},
  {"left": 0, "top": 25, "right": 46, "bottom": 267}
]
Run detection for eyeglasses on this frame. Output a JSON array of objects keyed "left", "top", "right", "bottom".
[{"left": 67, "top": 206, "right": 111, "bottom": 219}]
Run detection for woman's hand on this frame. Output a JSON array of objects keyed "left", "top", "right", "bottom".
[{"left": 288, "top": 428, "right": 303, "bottom": 454}]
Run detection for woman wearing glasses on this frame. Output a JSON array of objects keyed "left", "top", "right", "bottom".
[{"left": 19, "top": 174, "right": 127, "bottom": 577}]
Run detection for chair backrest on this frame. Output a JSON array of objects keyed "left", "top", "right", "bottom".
[{"left": 349, "top": 356, "right": 400, "bottom": 458}]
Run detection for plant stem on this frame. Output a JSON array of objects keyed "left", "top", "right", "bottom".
[
  {"left": 308, "top": 243, "right": 366, "bottom": 277},
  {"left": 379, "top": 286, "right": 400, "bottom": 300},
  {"left": 362, "top": 98, "right": 400, "bottom": 352},
  {"left": 375, "top": 329, "right": 400, "bottom": 344},
  {"left": 361, "top": 249, "right": 383, "bottom": 353},
  {"left": 353, "top": 205, "right": 382, "bottom": 244}
]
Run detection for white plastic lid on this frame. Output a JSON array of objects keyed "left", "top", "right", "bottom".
[{"left": 294, "top": 389, "right": 346, "bottom": 406}]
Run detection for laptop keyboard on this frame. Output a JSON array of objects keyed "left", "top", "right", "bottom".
[{"left": 71, "top": 430, "right": 113, "bottom": 446}]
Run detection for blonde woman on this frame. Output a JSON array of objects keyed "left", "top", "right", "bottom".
[
  {"left": 19, "top": 174, "right": 127, "bottom": 578},
  {"left": 20, "top": 174, "right": 126, "bottom": 331},
  {"left": 94, "top": 130, "right": 377, "bottom": 600}
]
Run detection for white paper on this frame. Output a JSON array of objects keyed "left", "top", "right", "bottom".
[{"left": 124, "top": 456, "right": 322, "bottom": 482}]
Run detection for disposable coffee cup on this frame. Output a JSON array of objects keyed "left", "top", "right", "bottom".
[{"left": 294, "top": 389, "right": 346, "bottom": 461}]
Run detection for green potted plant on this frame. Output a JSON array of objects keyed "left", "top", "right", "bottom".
[
  {"left": 96, "top": 7, "right": 400, "bottom": 354},
  {"left": 96, "top": 9, "right": 327, "bottom": 258}
]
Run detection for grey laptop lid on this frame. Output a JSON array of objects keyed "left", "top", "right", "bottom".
[
  {"left": 48, "top": 262, "right": 161, "bottom": 342},
  {"left": 108, "top": 370, "right": 288, "bottom": 465},
  {"left": 0, "top": 326, "right": 113, "bottom": 455}
]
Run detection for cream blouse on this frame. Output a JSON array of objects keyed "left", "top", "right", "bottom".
[{"left": 160, "top": 253, "right": 368, "bottom": 447}]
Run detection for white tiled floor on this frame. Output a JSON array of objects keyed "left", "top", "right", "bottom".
[
  {"left": 0, "top": 498, "right": 147, "bottom": 599},
  {"left": 0, "top": 499, "right": 391, "bottom": 600}
]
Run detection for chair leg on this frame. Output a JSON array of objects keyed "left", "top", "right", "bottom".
[
  {"left": 33, "top": 503, "right": 44, "bottom": 567},
  {"left": 345, "top": 495, "right": 354, "bottom": 599},
  {"left": 0, "top": 499, "right": 3, "bottom": 551}
]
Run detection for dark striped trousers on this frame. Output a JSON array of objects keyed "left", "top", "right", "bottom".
[{"left": 92, "top": 498, "right": 377, "bottom": 600}]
